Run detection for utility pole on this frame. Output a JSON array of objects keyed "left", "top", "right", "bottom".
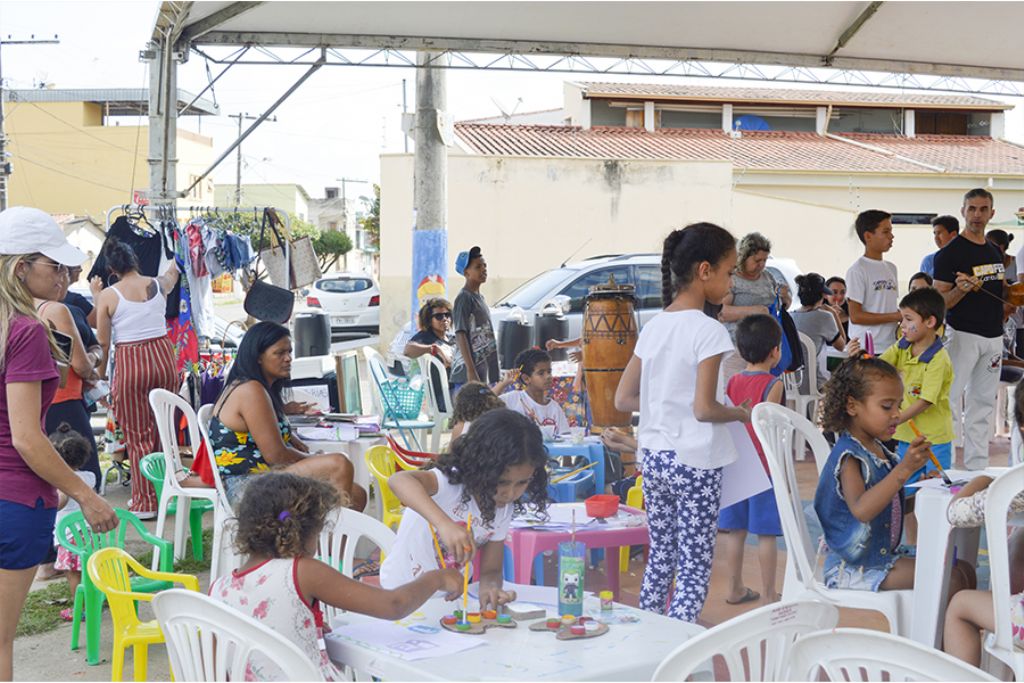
[
  {"left": 401, "top": 78, "right": 408, "bottom": 153},
  {"left": 228, "top": 112, "right": 275, "bottom": 206},
  {"left": 335, "top": 177, "right": 367, "bottom": 233},
  {"left": 0, "top": 34, "right": 60, "bottom": 211}
]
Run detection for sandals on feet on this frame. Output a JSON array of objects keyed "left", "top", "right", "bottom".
[{"left": 725, "top": 587, "right": 761, "bottom": 605}]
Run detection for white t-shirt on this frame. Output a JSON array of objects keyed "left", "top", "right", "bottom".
[
  {"left": 53, "top": 471, "right": 97, "bottom": 543},
  {"left": 635, "top": 309, "right": 738, "bottom": 469},
  {"left": 845, "top": 256, "right": 899, "bottom": 351},
  {"left": 500, "top": 390, "right": 571, "bottom": 436},
  {"left": 379, "top": 469, "right": 513, "bottom": 590}
]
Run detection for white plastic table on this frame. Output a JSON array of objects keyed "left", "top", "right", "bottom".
[
  {"left": 908, "top": 468, "right": 1008, "bottom": 647},
  {"left": 326, "top": 587, "right": 703, "bottom": 681},
  {"left": 302, "top": 435, "right": 385, "bottom": 493}
]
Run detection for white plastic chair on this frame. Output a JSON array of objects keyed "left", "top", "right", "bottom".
[
  {"left": 785, "top": 332, "right": 823, "bottom": 460},
  {"left": 752, "top": 403, "right": 913, "bottom": 636},
  {"left": 153, "top": 589, "right": 325, "bottom": 682},
  {"left": 983, "top": 462, "right": 1024, "bottom": 680},
  {"left": 195, "top": 403, "right": 240, "bottom": 583},
  {"left": 786, "top": 628, "right": 998, "bottom": 681},
  {"left": 363, "top": 346, "right": 434, "bottom": 449},
  {"left": 148, "top": 389, "right": 224, "bottom": 569},
  {"left": 651, "top": 600, "right": 839, "bottom": 681},
  {"left": 316, "top": 506, "right": 397, "bottom": 623},
  {"left": 418, "top": 353, "right": 453, "bottom": 453}
]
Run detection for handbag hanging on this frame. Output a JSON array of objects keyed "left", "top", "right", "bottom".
[{"left": 244, "top": 209, "right": 294, "bottom": 324}]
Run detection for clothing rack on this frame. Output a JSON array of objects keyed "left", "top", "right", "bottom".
[{"left": 104, "top": 204, "right": 291, "bottom": 233}]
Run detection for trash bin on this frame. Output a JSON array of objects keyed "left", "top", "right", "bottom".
[
  {"left": 499, "top": 318, "right": 533, "bottom": 370},
  {"left": 292, "top": 311, "right": 331, "bottom": 358},
  {"left": 535, "top": 306, "right": 569, "bottom": 361}
]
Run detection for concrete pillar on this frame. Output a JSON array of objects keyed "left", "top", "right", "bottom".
[
  {"left": 904, "top": 109, "right": 915, "bottom": 138},
  {"left": 816, "top": 106, "right": 828, "bottom": 135},
  {"left": 411, "top": 51, "right": 448, "bottom": 323},
  {"left": 146, "top": 41, "right": 178, "bottom": 204},
  {"left": 991, "top": 112, "right": 1006, "bottom": 139},
  {"left": 722, "top": 103, "right": 733, "bottom": 133},
  {"left": 644, "top": 101, "right": 655, "bottom": 132}
]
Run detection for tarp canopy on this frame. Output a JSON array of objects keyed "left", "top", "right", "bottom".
[{"left": 155, "top": 1, "right": 1024, "bottom": 82}]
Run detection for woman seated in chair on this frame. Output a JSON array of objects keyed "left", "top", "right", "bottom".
[
  {"left": 403, "top": 297, "right": 463, "bottom": 404},
  {"left": 208, "top": 321, "right": 367, "bottom": 510}
]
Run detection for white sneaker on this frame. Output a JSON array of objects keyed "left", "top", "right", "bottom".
[{"left": 133, "top": 510, "right": 157, "bottom": 521}]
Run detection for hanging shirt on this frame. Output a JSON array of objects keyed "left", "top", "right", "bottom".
[{"left": 89, "top": 216, "right": 181, "bottom": 319}]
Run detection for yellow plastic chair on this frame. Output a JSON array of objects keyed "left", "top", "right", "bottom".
[
  {"left": 619, "top": 475, "right": 644, "bottom": 573},
  {"left": 365, "top": 445, "right": 405, "bottom": 531},
  {"left": 86, "top": 547, "right": 199, "bottom": 682}
]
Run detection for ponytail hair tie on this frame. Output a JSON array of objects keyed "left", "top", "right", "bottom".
[{"left": 277, "top": 510, "right": 291, "bottom": 521}]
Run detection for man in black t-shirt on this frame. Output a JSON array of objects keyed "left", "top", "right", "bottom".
[{"left": 933, "top": 188, "right": 1006, "bottom": 470}]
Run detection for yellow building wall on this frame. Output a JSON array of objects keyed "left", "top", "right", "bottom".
[{"left": 4, "top": 100, "right": 214, "bottom": 220}]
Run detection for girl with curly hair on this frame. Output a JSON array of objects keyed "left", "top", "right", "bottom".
[
  {"left": 381, "top": 409, "right": 549, "bottom": 610},
  {"left": 211, "top": 473, "right": 462, "bottom": 681},
  {"left": 813, "top": 356, "right": 974, "bottom": 598},
  {"left": 447, "top": 381, "right": 504, "bottom": 440}
]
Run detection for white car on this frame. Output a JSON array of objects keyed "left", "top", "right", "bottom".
[
  {"left": 491, "top": 253, "right": 802, "bottom": 343},
  {"left": 305, "top": 274, "right": 381, "bottom": 335}
]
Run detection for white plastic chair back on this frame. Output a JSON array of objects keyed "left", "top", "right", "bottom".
[
  {"left": 983, "top": 462, "right": 1024, "bottom": 680},
  {"left": 798, "top": 331, "right": 821, "bottom": 397},
  {"left": 752, "top": 403, "right": 911, "bottom": 635},
  {"left": 787, "top": 628, "right": 998, "bottom": 681},
  {"left": 153, "top": 589, "right": 325, "bottom": 682},
  {"left": 362, "top": 346, "right": 391, "bottom": 418},
  {"left": 316, "top": 506, "right": 397, "bottom": 623},
  {"left": 148, "top": 388, "right": 220, "bottom": 569},
  {"left": 418, "top": 353, "right": 453, "bottom": 452},
  {"left": 651, "top": 600, "right": 838, "bottom": 681},
  {"left": 195, "top": 402, "right": 240, "bottom": 583}
]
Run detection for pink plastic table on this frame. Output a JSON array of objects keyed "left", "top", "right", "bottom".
[{"left": 504, "top": 504, "right": 648, "bottom": 599}]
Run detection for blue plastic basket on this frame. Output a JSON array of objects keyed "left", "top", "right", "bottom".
[{"left": 380, "top": 377, "right": 425, "bottom": 420}]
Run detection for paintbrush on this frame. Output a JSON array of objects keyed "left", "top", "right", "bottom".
[
  {"left": 907, "top": 420, "right": 953, "bottom": 486},
  {"left": 429, "top": 524, "right": 446, "bottom": 569},
  {"left": 550, "top": 460, "right": 598, "bottom": 484},
  {"left": 461, "top": 513, "right": 472, "bottom": 623}
]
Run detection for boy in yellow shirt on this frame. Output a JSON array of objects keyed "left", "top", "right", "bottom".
[{"left": 878, "top": 286, "right": 954, "bottom": 543}]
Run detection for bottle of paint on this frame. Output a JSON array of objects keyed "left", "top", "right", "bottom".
[{"left": 558, "top": 540, "right": 585, "bottom": 617}]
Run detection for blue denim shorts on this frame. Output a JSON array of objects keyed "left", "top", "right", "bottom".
[
  {"left": 0, "top": 497, "right": 57, "bottom": 570},
  {"left": 222, "top": 474, "right": 253, "bottom": 507}
]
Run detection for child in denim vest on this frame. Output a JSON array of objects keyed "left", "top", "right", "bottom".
[{"left": 814, "top": 356, "right": 976, "bottom": 597}]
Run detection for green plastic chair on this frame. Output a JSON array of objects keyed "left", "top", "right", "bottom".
[
  {"left": 139, "top": 452, "right": 213, "bottom": 561},
  {"left": 57, "top": 508, "right": 174, "bottom": 666}
]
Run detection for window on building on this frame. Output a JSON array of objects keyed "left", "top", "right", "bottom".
[
  {"left": 915, "top": 111, "right": 974, "bottom": 136},
  {"left": 891, "top": 213, "right": 937, "bottom": 225},
  {"left": 188, "top": 175, "right": 202, "bottom": 200},
  {"left": 328, "top": 221, "right": 338, "bottom": 231},
  {"left": 325, "top": 187, "right": 339, "bottom": 199},
  {"left": 829, "top": 107, "right": 905, "bottom": 135}
]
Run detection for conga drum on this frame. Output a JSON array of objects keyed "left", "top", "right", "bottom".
[{"left": 582, "top": 281, "right": 638, "bottom": 431}]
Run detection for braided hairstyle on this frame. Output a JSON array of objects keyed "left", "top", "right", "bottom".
[
  {"left": 660, "top": 222, "right": 737, "bottom": 308},
  {"left": 431, "top": 408, "right": 549, "bottom": 525},
  {"left": 234, "top": 472, "right": 341, "bottom": 558},
  {"left": 818, "top": 355, "right": 901, "bottom": 433}
]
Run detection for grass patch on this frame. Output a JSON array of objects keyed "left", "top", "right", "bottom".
[
  {"left": 17, "top": 581, "right": 72, "bottom": 637},
  {"left": 17, "top": 530, "right": 212, "bottom": 639}
]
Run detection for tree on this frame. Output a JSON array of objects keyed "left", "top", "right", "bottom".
[
  {"left": 359, "top": 183, "right": 380, "bottom": 249},
  {"left": 314, "top": 229, "right": 353, "bottom": 271}
]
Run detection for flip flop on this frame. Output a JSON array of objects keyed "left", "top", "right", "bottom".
[
  {"left": 352, "top": 560, "right": 380, "bottom": 579},
  {"left": 725, "top": 588, "right": 761, "bottom": 605}
]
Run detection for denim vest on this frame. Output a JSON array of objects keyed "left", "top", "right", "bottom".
[{"left": 813, "top": 432, "right": 904, "bottom": 570}]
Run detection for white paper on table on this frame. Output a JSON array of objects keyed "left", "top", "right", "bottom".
[
  {"left": 295, "top": 425, "right": 360, "bottom": 443},
  {"left": 292, "top": 386, "right": 331, "bottom": 412},
  {"left": 719, "top": 401, "right": 772, "bottom": 509},
  {"left": 325, "top": 619, "right": 485, "bottom": 661}
]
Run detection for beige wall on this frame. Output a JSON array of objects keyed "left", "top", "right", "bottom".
[
  {"left": 214, "top": 184, "right": 310, "bottom": 219},
  {"left": 381, "top": 153, "right": 1024, "bottom": 349},
  {"left": 380, "top": 153, "right": 735, "bottom": 346},
  {"left": 6, "top": 101, "right": 213, "bottom": 219}
]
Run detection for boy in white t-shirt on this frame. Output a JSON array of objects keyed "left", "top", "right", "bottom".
[
  {"left": 846, "top": 209, "right": 901, "bottom": 351},
  {"left": 494, "top": 348, "right": 571, "bottom": 436}
]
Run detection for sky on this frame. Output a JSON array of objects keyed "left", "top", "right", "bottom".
[{"left": 3, "top": 1, "right": 1023, "bottom": 202}]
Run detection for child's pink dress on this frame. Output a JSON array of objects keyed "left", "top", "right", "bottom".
[{"left": 210, "top": 557, "right": 344, "bottom": 681}]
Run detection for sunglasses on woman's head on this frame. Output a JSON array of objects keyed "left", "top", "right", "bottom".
[{"left": 432, "top": 312, "right": 452, "bottom": 321}]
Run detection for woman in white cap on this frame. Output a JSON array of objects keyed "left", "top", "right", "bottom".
[{"left": 0, "top": 207, "right": 118, "bottom": 681}]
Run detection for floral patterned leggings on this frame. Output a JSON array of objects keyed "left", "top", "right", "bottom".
[{"left": 639, "top": 449, "right": 723, "bottom": 622}]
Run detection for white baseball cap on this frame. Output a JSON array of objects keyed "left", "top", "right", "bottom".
[{"left": 0, "top": 206, "right": 87, "bottom": 266}]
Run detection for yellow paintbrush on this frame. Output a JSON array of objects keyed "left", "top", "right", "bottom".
[
  {"left": 550, "top": 460, "right": 598, "bottom": 484},
  {"left": 907, "top": 420, "right": 953, "bottom": 486}
]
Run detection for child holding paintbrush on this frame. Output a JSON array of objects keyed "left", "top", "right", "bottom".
[
  {"left": 848, "top": 287, "right": 954, "bottom": 544},
  {"left": 381, "top": 410, "right": 550, "bottom": 610}
]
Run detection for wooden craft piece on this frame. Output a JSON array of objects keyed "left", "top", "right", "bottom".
[
  {"left": 440, "top": 610, "right": 517, "bottom": 635},
  {"left": 529, "top": 615, "right": 610, "bottom": 640}
]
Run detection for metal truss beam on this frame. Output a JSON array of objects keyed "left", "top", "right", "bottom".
[{"left": 189, "top": 45, "right": 1024, "bottom": 97}]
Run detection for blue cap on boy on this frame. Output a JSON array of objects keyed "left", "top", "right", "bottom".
[{"left": 455, "top": 246, "right": 482, "bottom": 276}]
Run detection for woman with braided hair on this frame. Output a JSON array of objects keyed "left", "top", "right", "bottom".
[{"left": 614, "top": 222, "right": 751, "bottom": 622}]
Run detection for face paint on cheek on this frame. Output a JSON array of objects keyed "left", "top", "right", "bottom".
[{"left": 905, "top": 323, "right": 918, "bottom": 335}]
